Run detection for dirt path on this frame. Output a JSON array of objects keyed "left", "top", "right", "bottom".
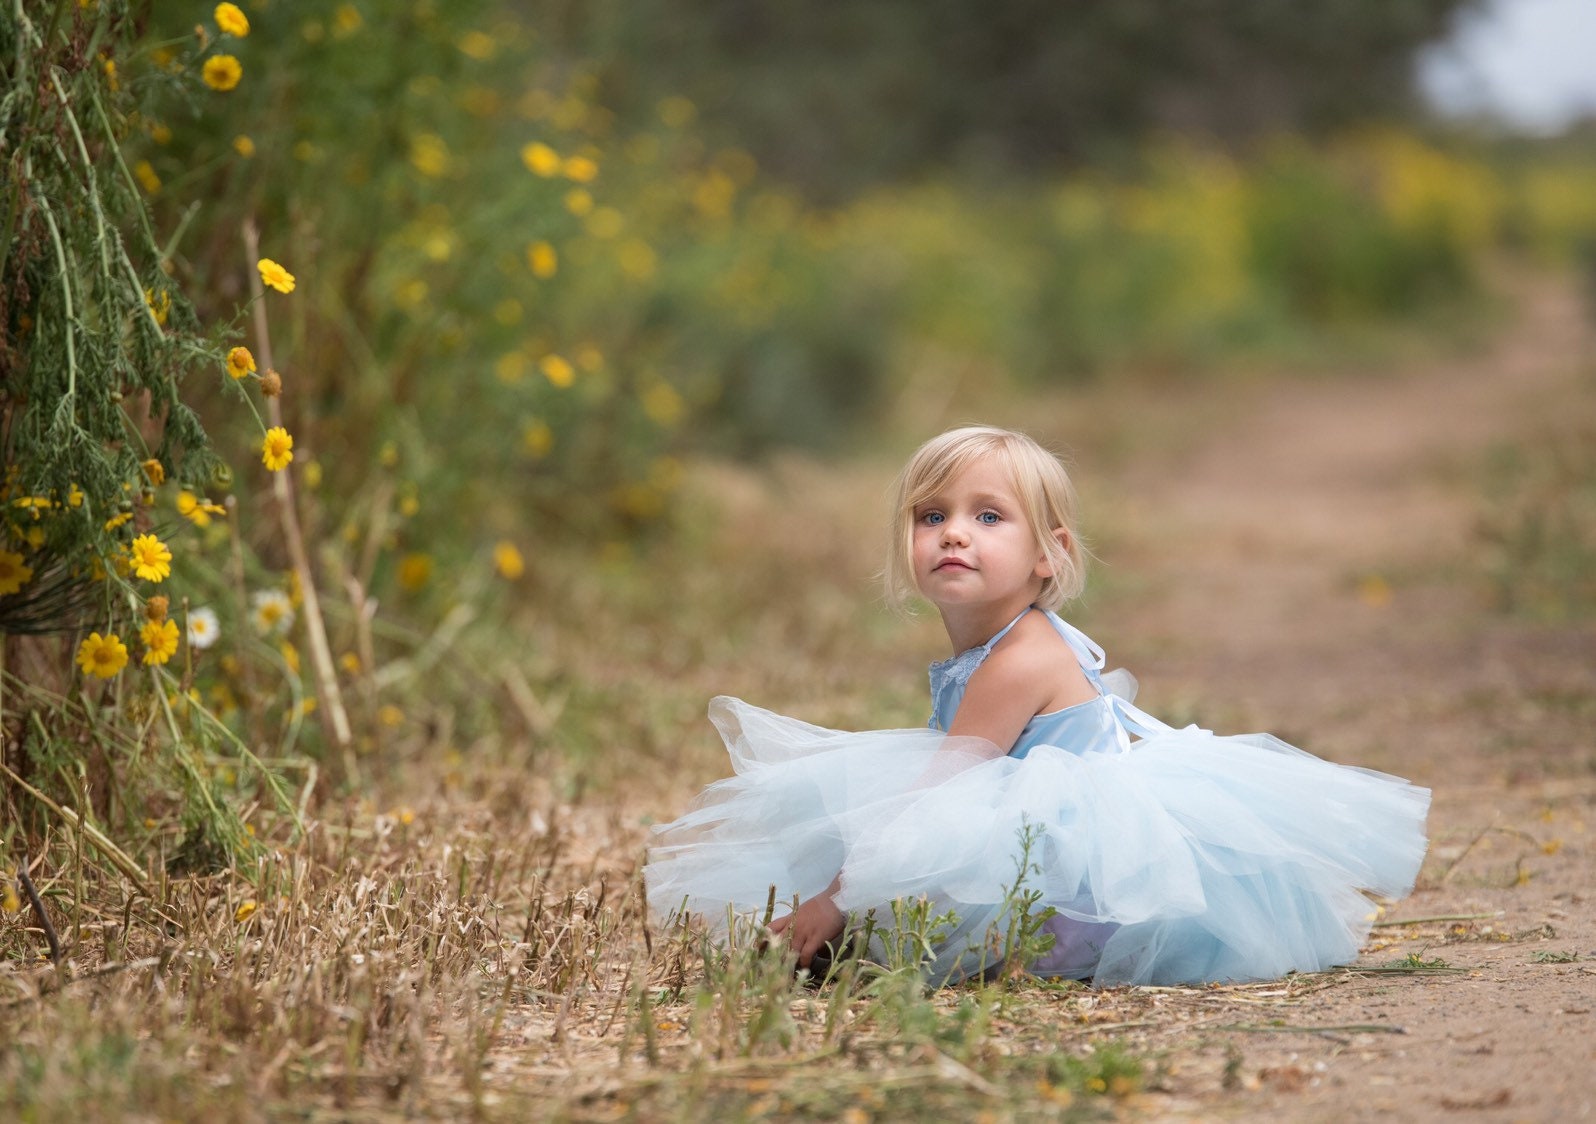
[{"left": 1067, "top": 276, "right": 1596, "bottom": 1121}]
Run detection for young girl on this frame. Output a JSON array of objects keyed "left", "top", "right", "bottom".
[{"left": 645, "top": 426, "right": 1430, "bottom": 986}]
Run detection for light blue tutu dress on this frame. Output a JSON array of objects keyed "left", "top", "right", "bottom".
[{"left": 645, "top": 608, "right": 1430, "bottom": 986}]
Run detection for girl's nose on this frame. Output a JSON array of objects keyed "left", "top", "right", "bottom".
[{"left": 940, "top": 519, "right": 970, "bottom": 546}]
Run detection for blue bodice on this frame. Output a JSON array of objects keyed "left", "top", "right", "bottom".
[{"left": 928, "top": 608, "right": 1163, "bottom": 757}]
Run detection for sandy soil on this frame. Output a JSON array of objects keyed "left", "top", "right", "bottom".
[{"left": 1064, "top": 275, "right": 1596, "bottom": 1121}]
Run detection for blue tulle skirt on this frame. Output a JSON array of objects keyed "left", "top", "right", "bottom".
[{"left": 645, "top": 696, "right": 1430, "bottom": 986}]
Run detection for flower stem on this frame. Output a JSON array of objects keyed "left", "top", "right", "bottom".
[{"left": 241, "top": 219, "right": 356, "bottom": 784}]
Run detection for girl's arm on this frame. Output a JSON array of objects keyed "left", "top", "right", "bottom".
[{"left": 945, "top": 636, "right": 1082, "bottom": 748}]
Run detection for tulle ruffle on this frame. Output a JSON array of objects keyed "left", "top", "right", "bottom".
[{"left": 645, "top": 696, "right": 1430, "bottom": 986}]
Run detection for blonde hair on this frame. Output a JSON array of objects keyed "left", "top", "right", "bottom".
[{"left": 885, "top": 425, "right": 1087, "bottom": 612}]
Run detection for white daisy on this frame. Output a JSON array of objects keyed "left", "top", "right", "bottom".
[
  {"left": 249, "top": 589, "right": 295, "bottom": 636},
  {"left": 186, "top": 606, "right": 220, "bottom": 650}
]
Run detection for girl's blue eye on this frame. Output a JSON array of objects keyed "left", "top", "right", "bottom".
[
  {"left": 923, "top": 512, "right": 945, "bottom": 525},
  {"left": 978, "top": 511, "right": 1000, "bottom": 525}
]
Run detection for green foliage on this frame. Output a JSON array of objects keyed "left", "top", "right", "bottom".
[
  {"left": 1045, "top": 1041, "right": 1146, "bottom": 1099},
  {"left": 549, "top": 0, "right": 1481, "bottom": 197},
  {"left": 1, "top": 0, "right": 226, "bottom": 635}
]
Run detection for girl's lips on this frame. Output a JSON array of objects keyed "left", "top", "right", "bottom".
[{"left": 935, "top": 559, "right": 973, "bottom": 571}]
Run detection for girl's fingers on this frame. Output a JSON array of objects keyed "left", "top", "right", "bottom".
[{"left": 768, "top": 914, "right": 791, "bottom": 935}]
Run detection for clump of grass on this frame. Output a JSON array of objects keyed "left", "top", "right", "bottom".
[
  {"left": 1529, "top": 949, "right": 1580, "bottom": 964},
  {"left": 1475, "top": 417, "right": 1596, "bottom": 620}
]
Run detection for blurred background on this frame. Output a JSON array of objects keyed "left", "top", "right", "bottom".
[
  {"left": 4, "top": 0, "right": 1596, "bottom": 828},
  {"left": 7, "top": 6, "right": 1596, "bottom": 1114}
]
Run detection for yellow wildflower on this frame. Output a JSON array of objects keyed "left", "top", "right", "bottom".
[
  {"left": 279, "top": 640, "right": 300, "bottom": 673},
  {"left": 140, "top": 618, "right": 180, "bottom": 665},
  {"left": 522, "top": 420, "right": 553, "bottom": 457},
  {"left": 564, "top": 188, "right": 594, "bottom": 216},
  {"left": 410, "top": 133, "right": 450, "bottom": 177},
  {"left": 141, "top": 458, "right": 165, "bottom": 486},
  {"left": 562, "top": 154, "right": 598, "bottom": 183},
  {"left": 226, "top": 345, "right": 256, "bottom": 379},
  {"left": 457, "top": 30, "right": 495, "bottom": 59},
  {"left": 202, "top": 54, "right": 242, "bottom": 91},
  {"left": 1, "top": 879, "right": 18, "bottom": 913},
  {"left": 521, "top": 142, "right": 561, "bottom": 177},
  {"left": 24, "top": 526, "right": 43, "bottom": 548},
  {"left": 494, "top": 352, "right": 527, "bottom": 384},
  {"left": 260, "top": 369, "right": 282, "bottom": 397},
  {"left": 493, "top": 541, "right": 525, "bottom": 580},
  {"left": 67, "top": 484, "right": 83, "bottom": 508},
  {"left": 338, "top": 651, "right": 361, "bottom": 674},
  {"left": 214, "top": 3, "right": 249, "bottom": 36},
  {"left": 539, "top": 354, "right": 575, "bottom": 387},
  {"left": 149, "top": 122, "right": 172, "bottom": 145},
  {"left": 177, "top": 490, "right": 213, "bottom": 527},
  {"left": 261, "top": 427, "right": 294, "bottom": 471},
  {"left": 134, "top": 160, "right": 162, "bottom": 194},
  {"left": 130, "top": 533, "right": 172, "bottom": 582},
  {"left": 378, "top": 705, "right": 404, "bottom": 727},
  {"left": 103, "top": 57, "right": 118, "bottom": 91},
  {"left": 0, "top": 550, "right": 33, "bottom": 596},
  {"left": 144, "top": 288, "right": 170, "bottom": 325},
  {"left": 257, "top": 258, "right": 296, "bottom": 294},
  {"left": 642, "top": 381, "right": 684, "bottom": 426},
  {"left": 76, "top": 632, "right": 129, "bottom": 678},
  {"left": 232, "top": 134, "right": 255, "bottom": 158},
  {"left": 396, "top": 553, "right": 433, "bottom": 592},
  {"left": 527, "top": 241, "right": 557, "bottom": 279},
  {"left": 234, "top": 899, "right": 258, "bottom": 923},
  {"left": 394, "top": 281, "right": 427, "bottom": 311},
  {"left": 394, "top": 278, "right": 428, "bottom": 308},
  {"left": 146, "top": 595, "right": 169, "bottom": 621},
  {"left": 332, "top": 4, "right": 362, "bottom": 36},
  {"left": 103, "top": 511, "right": 133, "bottom": 531}
]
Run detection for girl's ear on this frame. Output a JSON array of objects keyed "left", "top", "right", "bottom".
[{"left": 1033, "top": 528, "right": 1070, "bottom": 579}]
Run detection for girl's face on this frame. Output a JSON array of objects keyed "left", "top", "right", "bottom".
[{"left": 911, "top": 458, "right": 1052, "bottom": 618}]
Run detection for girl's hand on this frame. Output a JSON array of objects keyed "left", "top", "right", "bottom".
[{"left": 768, "top": 894, "right": 845, "bottom": 967}]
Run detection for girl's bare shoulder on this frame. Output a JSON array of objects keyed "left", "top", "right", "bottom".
[{"left": 981, "top": 612, "right": 1092, "bottom": 706}]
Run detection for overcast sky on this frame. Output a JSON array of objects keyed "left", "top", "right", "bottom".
[{"left": 1417, "top": 0, "right": 1596, "bottom": 131}]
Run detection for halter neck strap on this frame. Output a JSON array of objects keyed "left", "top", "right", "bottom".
[
  {"left": 981, "top": 606, "right": 1034, "bottom": 652},
  {"left": 1039, "top": 610, "right": 1106, "bottom": 674}
]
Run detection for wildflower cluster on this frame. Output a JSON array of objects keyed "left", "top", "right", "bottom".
[
  {"left": 202, "top": 4, "right": 249, "bottom": 92},
  {"left": 0, "top": 2, "right": 334, "bottom": 861}
]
